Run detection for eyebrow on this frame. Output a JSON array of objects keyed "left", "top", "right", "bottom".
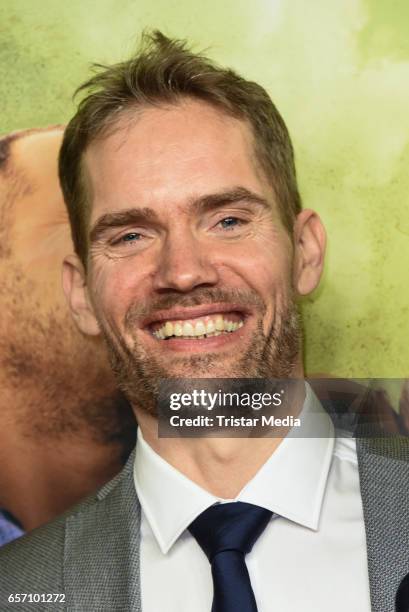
[
  {"left": 192, "top": 186, "right": 271, "bottom": 215},
  {"left": 89, "top": 186, "right": 271, "bottom": 244},
  {"left": 89, "top": 207, "right": 159, "bottom": 244}
]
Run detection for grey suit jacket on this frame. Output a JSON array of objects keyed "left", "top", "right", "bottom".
[{"left": 0, "top": 437, "right": 408, "bottom": 612}]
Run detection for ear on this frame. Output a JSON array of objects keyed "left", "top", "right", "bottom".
[
  {"left": 292, "top": 209, "right": 326, "bottom": 296},
  {"left": 62, "top": 254, "right": 101, "bottom": 336}
]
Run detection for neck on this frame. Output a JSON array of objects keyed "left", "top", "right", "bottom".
[
  {"left": 136, "top": 366, "right": 305, "bottom": 499},
  {"left": 0, "top": 424, "right": 127, "bottom": 531}
]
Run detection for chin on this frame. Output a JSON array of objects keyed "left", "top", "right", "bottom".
[{"left": 158, "top": 358, "right": 254, "bottom": 380}]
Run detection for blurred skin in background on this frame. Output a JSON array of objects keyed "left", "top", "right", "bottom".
[{"left": 0, "top": 127, "right": 136, "bottom": 532}]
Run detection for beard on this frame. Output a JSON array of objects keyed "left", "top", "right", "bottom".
[
  {"left": 98, "top": 287, "right": 302, "bottom": 416},
  {"left": 0, "top": 260, "right": 136, "bottom": 451}
]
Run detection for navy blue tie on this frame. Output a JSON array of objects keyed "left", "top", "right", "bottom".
[{"left": 188, "top": 502, "right": 272, "bottom": 612}]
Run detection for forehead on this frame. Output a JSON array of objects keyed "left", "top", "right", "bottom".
[
  {"left": 1, "top": 128, "right": 69, "bottom": 262},
  {"left": 83, "top": 99, "right": 271, "bottom": 220}
]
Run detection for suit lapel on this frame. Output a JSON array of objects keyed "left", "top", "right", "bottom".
[
  {"left": 356, "top": 437, "right": 409, "bottom": 612},
  {"left": 60, "top": 414, "right": 409, "bottom": 611},
  {"left": 63, "top": 451, "right": 142, "bottom": 611}
]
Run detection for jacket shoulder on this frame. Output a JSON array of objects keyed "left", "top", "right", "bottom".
[
  {"left": 0, "top": 515, "right": 66, "bottom": 609},
  {"left": 0, "top": 451, "right": 136, "bottom": 609},
  {"left": 0, "top": 484, "right": 104, "bottom": 600}
]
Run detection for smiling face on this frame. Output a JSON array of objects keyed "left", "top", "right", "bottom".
[{"left": 63, "top": 99, "right": 325, "bottom": 411}]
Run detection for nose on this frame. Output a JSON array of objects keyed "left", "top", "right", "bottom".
[{"left": 152, "top": 230, "right": 219, "bottom": 293}]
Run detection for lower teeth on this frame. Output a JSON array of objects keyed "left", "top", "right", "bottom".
[{"left": 161, "top": 330, "right": 231, "bottom": 340}]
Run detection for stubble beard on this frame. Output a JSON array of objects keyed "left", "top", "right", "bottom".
[{"left": 98, "top": 287, "right": 302, "bottom": 416}]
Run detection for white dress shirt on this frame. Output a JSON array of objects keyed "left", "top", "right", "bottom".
[{"left": 133, "top": 385, "right": 372, "bottom": 611}]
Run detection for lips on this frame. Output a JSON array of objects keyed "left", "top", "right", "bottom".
[{"left": 141, "top": 303, "right": 248, "bottom": 341}]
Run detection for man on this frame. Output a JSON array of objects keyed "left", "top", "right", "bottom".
[
  {"left": 0, "top": 128, "right": 136, "bottom": 543},
  {"left": 0, "top": 31, "right": 408, "bottom": 612}
]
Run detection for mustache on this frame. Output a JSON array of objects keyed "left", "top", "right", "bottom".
[{"left": 124, "top": 287, "right": 266, "bottom": 329}]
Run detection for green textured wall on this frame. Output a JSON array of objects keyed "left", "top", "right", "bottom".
[{"left": 1, "top": 0, "right": 408, "bottom": 377}]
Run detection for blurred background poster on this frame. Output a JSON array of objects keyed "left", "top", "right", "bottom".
[
  {"left": 1, "top": 0, "right": 408, "bottom": 381},
  {"left": 0, "top": 0, "right": 408, "bottom": 550}
]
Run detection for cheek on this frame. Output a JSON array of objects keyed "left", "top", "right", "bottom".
[
  {"left": 89, "top": 259, "right": 146, "bottom": 327},
  {"left": 219, "top": 241, "right": 293, "bottom": 298}
]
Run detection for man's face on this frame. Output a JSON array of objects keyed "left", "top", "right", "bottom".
[
  {"left": 75, "top": 100, "right": 311, "bottom": 408},
  {"left": 1, "top": 128, "right": 135, "bottom": 447}
]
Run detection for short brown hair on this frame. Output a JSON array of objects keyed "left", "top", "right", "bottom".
[{"left": 59, "top": 30, "right": 302, "bottom": 266}]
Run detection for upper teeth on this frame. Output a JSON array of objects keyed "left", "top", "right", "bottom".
[{"left": 153, "top": 315, "right": 244, "bottom": 339}]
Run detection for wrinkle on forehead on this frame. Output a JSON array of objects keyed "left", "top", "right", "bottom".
[
  {"left": 0, "top": 137, "right": 28, "bottom": 259},
  {"left": 84, "top": 98, "right": 275, "bottom": 222},
  {"left": 0, "top": 127, "right": 65, "bottom": 260}
]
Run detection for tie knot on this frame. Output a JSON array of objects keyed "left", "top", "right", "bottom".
[{"left": 188, "top": 502, "right": 272, "bottom": 562}]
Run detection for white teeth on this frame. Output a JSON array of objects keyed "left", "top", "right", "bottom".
[
  {"left": 206, "top": 320, "right": 215, "bottom": 334},
  {"left": 195, "top": 320, "right": 206, "bottom": 336},
  {"left": 165, "top": 321, "right": 174, "bottom": 337},
  {"left": 153, "top": 314, "right": 245, "bottom": 339},
  {"left": 174, "top": 322, "right": 183, "bottom": 336},
  {"left": 183, "top": 322, "right": 194, "bottom": 336},
  {"left": 215, "top": 316, "right": 224, "bottom": 331}
]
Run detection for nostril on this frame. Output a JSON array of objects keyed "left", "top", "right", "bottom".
[{"left": 153, "top": 267, "right": 219, "bottom": 293}]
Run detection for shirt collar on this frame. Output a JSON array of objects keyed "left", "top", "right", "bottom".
[
  {"left": 237, "top": 384, "right": 334, "bottom": 529},
  {"left": 134, "top": 430, "right": 218, "bottom": 553},
  {"left": 134, "top": 383, "right": 334, "bottom": 554}
]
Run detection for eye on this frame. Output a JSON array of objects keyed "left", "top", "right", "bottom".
[
  {"left": 121, "top": 232, "right": 141, "bottom": 242},
  {"left": 111, "top": 232, "right": 143, "bottom": 246},
  {"left": 218, "top": 217, "right": 242, "bottom": 230}
]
